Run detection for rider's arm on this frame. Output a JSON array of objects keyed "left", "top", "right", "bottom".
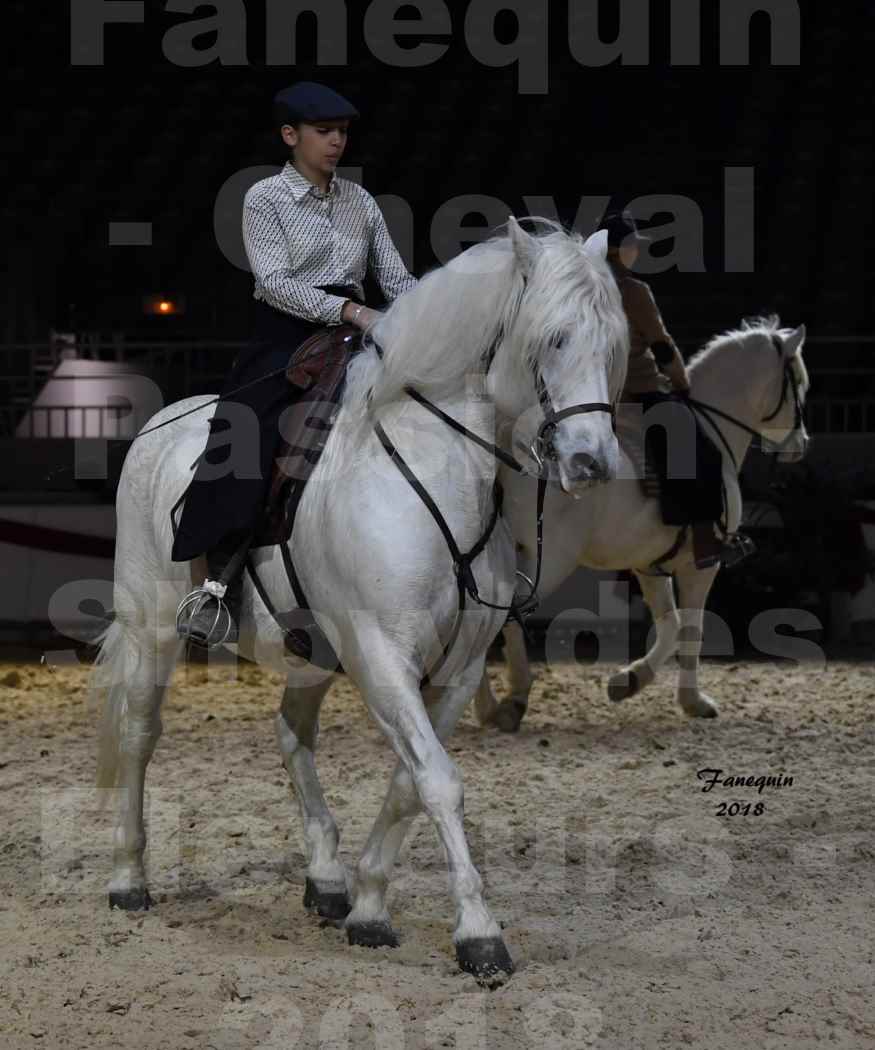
[
  {"left": 364, "top": 192, "right": 418, "bottom": 304},
  {"left": 243, "top": 196, "right": 348, "bottom": 325},
  {"left": 627, "top": 282, "right": 689, "bottom": 389}
]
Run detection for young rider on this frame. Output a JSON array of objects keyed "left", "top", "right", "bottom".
[
  {"left": 599, "top": 210, "right": 726, "bottom": 568},
  {"left": 173, "top": 82, "right": 418, "bottom": 645}
]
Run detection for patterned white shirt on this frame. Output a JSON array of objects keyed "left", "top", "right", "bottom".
[{"left": 243, "top": 162, "right": 418, "bottom": 325}]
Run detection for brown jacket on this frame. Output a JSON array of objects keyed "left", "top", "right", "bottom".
[{"left": 610, "top": 261, "right": 685, "bottom": 396}]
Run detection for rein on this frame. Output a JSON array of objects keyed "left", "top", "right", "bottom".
[
  {"left": 645, "top": 334, "right": 805, "bottom": 576},
  {"left": 373, "top": 323, "right": 616, "bottom": 681},
  {"left": 681, "top": 336, "right": 803, "bottom": 473}
]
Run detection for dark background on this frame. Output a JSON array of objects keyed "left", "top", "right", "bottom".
[
  {"left": 4, "top": 1, "right": 873, "bottom": 346},
  {"left": 2, "top": 1, "right": 874, "bottom": 649}
]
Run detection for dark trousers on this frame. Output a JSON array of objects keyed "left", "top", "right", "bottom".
[
  {"left": 171, "top": 290, "right": 361, "bottom": 563},
  {"left": 628, "top": 391, "right": 724, "bottom": 526}
]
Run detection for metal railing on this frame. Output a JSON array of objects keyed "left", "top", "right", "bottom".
[
  {"left": 3, "top": 336, "right": 875, "bottom": 438},
  {"left": 3, "top": 405, "right": 151, "bottom": 439},
  {"left": 805, "top": 398, "right": 875, "bottom": 435}
]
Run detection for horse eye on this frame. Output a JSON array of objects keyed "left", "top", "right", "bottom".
[{"left": 550, "top": 333, "right": 566, "bottom": 349}]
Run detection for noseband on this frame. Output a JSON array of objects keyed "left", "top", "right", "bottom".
[
  {"left": 531, "top": 368, "right": 617, "bottom": 474},
  {"left": 483, "top": 326, "right": 616, "bottom": 476}
]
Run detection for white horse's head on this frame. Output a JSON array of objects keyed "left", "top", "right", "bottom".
[
  {"left": 482, "top": 217, "right": 629, "bottom": 492},
  {"left": 350, "top": 216, "right": 627, "bottom": 491},
  {"left": 689, "top": 316, "right": 810, "bottom": 463},
  {"left": 758, "top": 322, "right": 810, "bottom": 462}
]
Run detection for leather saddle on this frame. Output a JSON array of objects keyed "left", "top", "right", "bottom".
[{"left": 254, "top": 322, "right": 364, "bottom": 547}]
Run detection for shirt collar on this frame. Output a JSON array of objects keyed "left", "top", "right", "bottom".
[{"left": 283, "top": 161, "right": 339, "bottom": 202}]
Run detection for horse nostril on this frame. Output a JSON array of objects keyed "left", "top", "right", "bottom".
[{"left": 569, "top": 452, "right": 606, "bottom": 481}]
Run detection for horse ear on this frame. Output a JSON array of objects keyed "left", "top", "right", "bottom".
[
  {"left": 507, "top": 215, "right": 540, "bottom": 276},
  {"left": 783, "top": 324, "right": 806, "bottom": 357},
  {"left": 582, "top": 229, "right": 609, "bottom": 260}
]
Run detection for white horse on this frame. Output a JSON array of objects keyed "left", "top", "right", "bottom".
[
  {"left": 475, "top": 317, "right": 810, "bottom": 732},
  {"left": 90, "top": 216, "right": 629, "bottom": 979}
]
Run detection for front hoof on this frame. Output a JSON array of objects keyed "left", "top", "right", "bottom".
[
  {"left": 108, "top": 887, "right": 153, "bottom": 911},
  {"left": 304, "top": 878, "right": 351, "bottom": 920},
  {"left": 607, "top": 668, "right": 639, "bottom": 702},
  {"left": 456, "top": 937, "right": 514, "bottom": 984},
  {"left": 495, "top": 699, "right": 525, "bottom": 733},
  {"left": 346, "top": 921, "right": 399, "bottom": 949},
  {"left": 678, "top": 689, "right": 719, "bottom": 718}
]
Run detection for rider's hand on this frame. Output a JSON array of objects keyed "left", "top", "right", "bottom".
[
  {"left": 343, "top": 302, "right": 380, "bottom": 331},
  {"left": 665, "top": 359, "right": 691, "bottom": 394}
]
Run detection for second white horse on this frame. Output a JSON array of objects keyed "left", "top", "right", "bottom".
[{"left": 476, "top": 317, "right": 810, "bottom": 731}]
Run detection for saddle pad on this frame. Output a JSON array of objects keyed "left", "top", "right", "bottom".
[
  {"left": 616, "top": 397, "right": 725, "bottom": 522},
  {"left": 254, "top": 323, "right": 364, "bottom": 547}
]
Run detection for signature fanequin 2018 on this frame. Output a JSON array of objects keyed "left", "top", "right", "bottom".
[{"left": 697, "top": 768, "right": 794, "bottom": 816}]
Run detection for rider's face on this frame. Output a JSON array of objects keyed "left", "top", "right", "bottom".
[
  {"left": 619, "top": 242, "right": 640, "bottom": 268},
  {"left": 282, "top": 120, "right": 349, "bottom": 179}
]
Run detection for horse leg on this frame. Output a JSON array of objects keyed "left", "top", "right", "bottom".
[
  {"left": 607, "top": 572, "right": 680, "bottom": 702},
  {"left": 275, "top": 676, "right": 351, "bottom": 920},
  {"left": 493, "top": 619, "right": 533, "bottom": 733},
  {"left": 95, "top": 615, "right": 182, "bottom": 911},
  {"left": 346, "top": 677, "right": 474, "bottom": 946},
  {"left": 347, "top": 658, "right": 513, "bottom": 980},
  {"left": 674, "top": 563, "right": 720, "bottom": 717},
  {"left": 344, "top": 757, "right": 417, "bottom": 950},
  {"left": 473, "top": 666, "right": 499, "bottom": 726}
]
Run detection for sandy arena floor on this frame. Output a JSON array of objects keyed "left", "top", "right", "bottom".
[{"left": 0, "top": 655, "right": 873, "bottom": 1049}]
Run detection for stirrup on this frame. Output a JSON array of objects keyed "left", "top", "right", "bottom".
[
  {"left": 720, "top": 532, "right": 757, "bottom": 569},
  {"left": 176, "top": 580, "right": 236, "bottom": 649}
]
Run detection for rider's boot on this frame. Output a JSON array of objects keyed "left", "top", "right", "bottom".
[
  {"left": 692, "top": 521, "right": 724, "bottom": 570},
  {"left": 177, "top": 529, "right": 253, "bottom": 648},
  {"left": 719, "top": 531, "right": 757, "bottom": 568},
  {"left": 692, "top": 522, "right": 756, "bottom": 571}
]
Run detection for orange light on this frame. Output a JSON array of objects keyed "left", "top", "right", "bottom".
[{"left": 143, "top": 293, "right": 185, "bottom": 316}]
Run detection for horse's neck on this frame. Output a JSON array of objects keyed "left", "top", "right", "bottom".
[
  {"left": 690, "top": 360, "right": 759, "bottom": 474},
  {"left": 377, "top": 391, "right": 501, "bottom": 521}
]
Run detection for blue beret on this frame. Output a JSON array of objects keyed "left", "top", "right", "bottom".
[{"left": 274, "top": 82, "right": 360, "bottom": 124}]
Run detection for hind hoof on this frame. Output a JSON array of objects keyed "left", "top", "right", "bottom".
[
  {"left": 346, "top": 921, "right": 399, "bottom": 949},
  {"left": 607, "top": 669, "right": 639, "bottom": 703},
  {"left": 456, "top": 937, "right": 514, "bottom": 983},
  {"left": 304, "top": 878, "right": 351, "bottom": 920},
  {"left": 109, "top": 887, "right": 153, "bottom": 911},
  {"left": 495, "top": 700, "right": 525, "bottom": 733}
]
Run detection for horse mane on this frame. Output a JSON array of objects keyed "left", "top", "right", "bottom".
[
  {"left": 688, "top": 314, "right": 809, "bottom": 393},
  {"left": 321, "top": 217, "right": 627, "bottom": 471}
]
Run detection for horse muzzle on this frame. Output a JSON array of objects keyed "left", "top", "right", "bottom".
[{"left": 558, "top": 451, "right": 612, "bottom": 494}]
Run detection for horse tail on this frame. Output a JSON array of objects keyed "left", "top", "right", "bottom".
[{"left": 91, "top": 615, "right": 142, "bottom": 803}]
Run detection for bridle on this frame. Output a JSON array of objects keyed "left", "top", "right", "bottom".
[
  {"left": 531, "top": 365, "right": 618, "bottom": 474},
  {"left": 761, "top": 337, "right": 805, "bottom": 437},
  {"left": 373, "top": 299, "right": 617, "bottom": 683},
  {"left": 682, "top": 334, "right": 806, "bottom": 474}
]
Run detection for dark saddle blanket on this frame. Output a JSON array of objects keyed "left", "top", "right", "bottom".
[
  {"left": 254, "top": 322, "right": 364, "bottom": 546},
  {"left": 615, "top": 395, "right": 725, "bottom": 523}
]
